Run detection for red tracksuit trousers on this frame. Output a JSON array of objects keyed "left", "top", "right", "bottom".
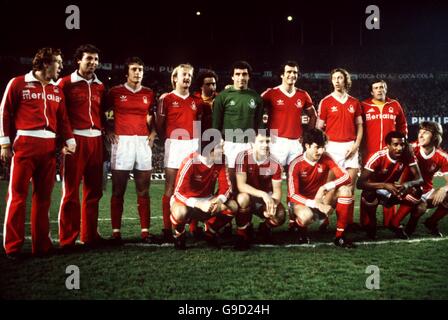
[
  {"left": 58, "top": 135, "right": 103, "bottom": 246},
  {"left": 3, "top": 136, "right": 56, "bottom": 255}
]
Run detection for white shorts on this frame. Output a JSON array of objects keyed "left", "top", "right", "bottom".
[
  {"left": 224, "top": 141, "right": 251, "bottom": 169},
  {"left": 422, "top": 189, "right": 435, "bottom": 202},
  {"left": 170, "top": 195, "right": 213, "bottom": 208},
  {"left": 326, "top": 140, "right": 359, "bottom": 169},
  {"left": 111, "top": 135, "right": 152, "bottom": 171},
  {"left": 164, "top": 138, "right": 199, "bottom": 169},
  {"left": 270, "top": 136, "right": 303, "bottom": 166}
]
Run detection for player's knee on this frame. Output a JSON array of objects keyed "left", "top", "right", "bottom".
[
  {"left": 172, "top": 204, "right": 188, "bottom": 222},
  {"left": 224, "top": 199, "right": 239, "bottom": 214},
  {"left": 236, "top": 193, "right": 250, "bottom": 208},
  {"left": 337, "top": 185, "right": 352, "bottom": 198},
  {"left": 294, "top": 205, "right": 313, "bottom": 226}
]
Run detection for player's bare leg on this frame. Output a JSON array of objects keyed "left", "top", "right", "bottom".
[{"left": 161, "top": 168, "right": 177, "bottom": 242}]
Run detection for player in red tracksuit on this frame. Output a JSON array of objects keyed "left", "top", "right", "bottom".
[
  {"left": 170, "top": 140, "right": 238, "bottom": 250},
  {"left": 391, "top": 121, "right": 448, "bottom": 237},
  {"left": 316, "top": 69, "right": 363, "bottom": 231},
  {"left": 106, "top": 57, "right": 157, "bottom": 244},
  {"left": 0, "top": 48, "right": 75, "bottom": 259},
  {"left": 235, "top": 132, "right": 286, "bottom": 249},
  {"left": 288, "top": 128, "right": 354, "bottom": 247},
  {"left": 156, "top": 64, "right": 202, "bottom": 242},
  {"left": 360, "top": 80, "right": 408, "bottom": 228},
  {"left": 357, "top": 131, "right": 423, "bottom": 240},
  {"left": 58, "top": 44, "right": 106, "bottom": 249}
]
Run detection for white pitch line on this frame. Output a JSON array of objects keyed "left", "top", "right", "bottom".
[
  {"left": 19, "top": 217, "right": 162, "bottom": 225},
  {"left": 1, "top": 233, "right": 446, "bottom": 249}
]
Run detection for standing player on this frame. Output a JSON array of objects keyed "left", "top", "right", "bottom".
[
  {"left": 170, "top": 140, "right": 238, "bottom": 250},
  {"left": 261, "top": 61, "right": 317, "bottom": 166},
  {"left": 106, "top": 57, "right": 157, "bottom": 243},
  {"left": 212, "top": 61, "right": 264, "bottom": 195},
  {"left": 360, "top": 80, "right": 408, "bottom": 228},
  {"left": 288, "top": 129, "right": 354, "bottom": 247},
  {"left": 357, "top": 131, "right": 423, "bottom": 239},
  {"left": 156, "top": 64, "right": 201, "bottom": 242},
  {"left": 391, "top": 121, "right": 448, "bottom": 237},
  {"left": 1, "top": 48, "right": 75, "bottom": 259},
  {"left": 235, "top": 132, "right": 286, "bottom": 249},
  {"left": 189, "top": 69, "right": 219, "bottom": 238},
  {"left": 316, "top": 68, "right": 362, "bottom": 230},
  {"left": 58, "top": 44, "right": 106, "bottom": 250}
]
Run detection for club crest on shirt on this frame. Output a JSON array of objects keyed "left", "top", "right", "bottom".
[
  {"left": 331, "top": 106, "right": 338, "bottom": 112},
  {"left": 295, "top": 99, "right": 302, "bottom": 108},
  {"left": 317, "top": 164, "right": 323, "bottom": 173},
  {"left": 120, "top": 95, "right": 127, "bottom": 101},
  {"left": 143, "top": 96, "right": 148, "bottom": 104},
  {"left": 172, "top": 101, "right": 179, "bottom": 107},
  {"left": 429, "top": 164, "right": 437, "bottom": 172},
  {"left": 388, "top": 106, "right": 394, "bottom": 113},
  {"left": 229, "top": 100, "right": 236, "bottom": 106},
  {"left": 53, "top": 87, "right": 60, "bottom": 94},
  {"left": 249, "top": 99, "right": 256, "bottom": 109},
  {"left": 348, "top": 105, "right": 355, "bottom": 113},
  {"left": 191, "top": 101, "right": 197, "bottom": 110}
]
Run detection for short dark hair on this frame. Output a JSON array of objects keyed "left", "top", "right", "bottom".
[
  {"left": 330, "top": 68, "right": 352, "bottom": 91},
  {"left": 385, "top": 131, "right": 406, "bottom": 145},
  {"left": 302, "top": 128, "right": 328, "bottom": 150},
  {"left": 231, "top": 60, "right": 252, "bottom": 76},
  {"left": 73, "top": 44, "right": 100, "bottom": 63},
  {"left": 124, "top": 56, "right": 144, "bottom": 74},
  {"left": 196, "top": 69, "right": 218, "bottom": 87},
  {"left": 419, "top": 121, "right": 443, "bottom": 148},
  {"left": 370, "top": 79, "right": 387, "bottom": 91},
  {"left": 32, "top": 47, "right": 62, "bottom": 71},
  {"left": 279, "top": 61, "right": 300, "bottom": 77}
]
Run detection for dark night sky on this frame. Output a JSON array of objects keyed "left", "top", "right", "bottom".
[{"left": 1, "top": 0, "right": 447, "bottom": 70}]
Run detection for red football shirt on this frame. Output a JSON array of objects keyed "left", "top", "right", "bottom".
[
  {"left": 401, "top": 143, "right": 448, "bottom": 193},
  {"left": 174, "top": 152, "right": 232, "bottom": 206},
  {"left": 288, "top": 153, "right": 350, "bottom": 205},
  {"left": 364, "top": 149, "right": 417, "bottom": 183},
  {"left": 235, "top": 149, "right": 283, "bottom": 193},
  {"left": 107, "top": 84, "right": 154, "bottom": 136},
  {"left": 318, "top": 93, "right": 362, "bottom": 142},
  {"left": 157, "top": 91, "right": 201, "bottom": 140},
  {"left": 261, "top": 86, "right": 313, "bottom": 139}
]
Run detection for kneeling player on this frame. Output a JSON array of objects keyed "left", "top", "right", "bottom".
[
  {"left": 288, "top": 129, "right": 354, "bottom": 247},
  {"left": 170, "top": 140, "right": 238, "bottom": 249},
  {"left": 393, "top": 121, "right": 448, "bottom": 237},
  {"left": 357, "top": 131, "right": 423, "bottom": 239},
  {"left": 235, "top": 132, "right": 286, "bottom": 249}
]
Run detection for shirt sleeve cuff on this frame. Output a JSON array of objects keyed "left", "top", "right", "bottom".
[
  {"left": 217, "top": 195, "right": 227, "bottom": 203},
  {"left": 0, "top": 137, "right": 11, "bottom": 145},
  {"left": 305, "top": 199, "right": 316, "bottom": 208},
  {"left": 324, "top": 181, "right": 336, "bottom": 191},
  {"left": 66, "top": 138, "right": 76, "bottom": 146},
  {"left": 185, "top": 198, "right": 198, "bottom": 208}
]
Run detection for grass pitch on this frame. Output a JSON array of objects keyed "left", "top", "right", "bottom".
[{"left": 1, "top": 179, "right": 447, "bottom": 299}]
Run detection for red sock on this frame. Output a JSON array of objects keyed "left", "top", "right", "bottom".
[
  {"left": 170, "top": 214, "right": 185, "bottom": 237},
  {"left": 235, "top": 208, "right": 252, "bottom": 239},
  {"left": 189, "top": 219, "right": 198, "bottom": 233},
  {"left": 207, "top": 209, "right": 234, "bottom": 233},
  {"left": 111, "top": 195, "right": 124, "bottom": 230},
  {"left": 360, "top": 197, "right": 371, "bottom": 227},
  {"left": 383, "top": 206, "right": 396, "bottom": 227},
  {"left": 427, "top": 206, "right": 448, "bottom": 226},
  {"left": 162, "top": 195, "right": 172, "bottom": 230},
  {"left": 347, "top": 197, "right": 355, "bottom": 225},
  {"left": 336, "top": 196, "right": 352, "bottom": 238},
  {"left": 391, "top": 203, "right": 414, "bottom": 228},
  {"left": 137, "top": 195, "right": 150, "bottom": 230}
]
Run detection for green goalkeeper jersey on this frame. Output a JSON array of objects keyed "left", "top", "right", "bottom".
[{"left": 212, "top": 86, "right": 264, "bottom": 142}]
